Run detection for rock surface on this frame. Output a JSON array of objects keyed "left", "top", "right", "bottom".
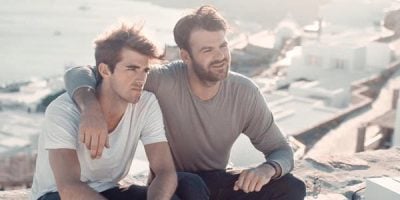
[
  {"left": 1, "top": 147, "right": 399, "bottom": 199},
  {"left": 295, "top": 147, "right": 400, "bottom": 199}
]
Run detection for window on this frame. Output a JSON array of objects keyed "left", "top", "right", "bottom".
[{"left": 306, "top": 55, "right": 321, "bottom": 66}]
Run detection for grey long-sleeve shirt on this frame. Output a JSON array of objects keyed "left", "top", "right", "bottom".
[{"left": 64, "top": 61, "right": 294, "bottom": 176}]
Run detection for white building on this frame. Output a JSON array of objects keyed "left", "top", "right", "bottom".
[
  {"left": 293, "top": 30, "right": 392, "bottom": 72},
  {"left": 282, "top": 27, "right": 394, "bottom": 108}
]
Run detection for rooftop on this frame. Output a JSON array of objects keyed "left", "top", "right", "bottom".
[{"left": 266, "top": 92, "right": 340, "bottom": 136}]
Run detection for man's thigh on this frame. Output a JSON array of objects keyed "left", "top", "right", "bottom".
[
  {"left": 176, "top": 172, "right": 209, "bottom": 200},
  {"left": 38, "top": 185, "right": 147, "bottom": 200},
  {"left": 101, "top": 185, "right": 147, "bottom": 200},
  {"left": 38, "top": 185, "right": 181, "bottom": 200},
  {"left": 197, "top": 171, "right": 306, "bottom": 200},
  {"left": 37, "top": 192, "right": 60, "bottom": 200},
  {"left": 37, "top": 186, "right": 147, "bottom": 200}
]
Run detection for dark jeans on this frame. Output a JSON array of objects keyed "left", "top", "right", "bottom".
[
  {"left": 195, "top": 170, "right": 306, "bottom": 200},
  {"left": 38, "top": 172, "right": 209, "bottom": 200}
]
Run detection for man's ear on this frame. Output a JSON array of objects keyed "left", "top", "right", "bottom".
[
  {"left": 98, "top": 63, "right": 111, "bottom": 79},
  {"left": 180, "top": 49, "right": 191, "bottom": 65}
]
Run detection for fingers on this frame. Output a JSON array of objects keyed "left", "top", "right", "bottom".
[
  {"left": 241, "top": 171, "right": 253, "bottom": 193},
  {"left": 234, "top": 169, "right": 270, "bottom": 193},
  {"left": 248, "top": 175, "right": 258, "bottom": 192},
  {"left": 96, "top": 134, "right": 108, "bottom": 159},
  {"left": 105, "top": 136, "right": 110, "bottom": 148},
  {"left": 234, "top": 181, "right": 239, "bottom": 191},
  {"left": 85, "top": 132, "right": 91, "bottom": 151},
  {"left": 255, "top": 178, "right": 268, "bottom": 192},
  {"left": 81, "top": 129, "right": 108, "bottom": 159},
  {"left": 235, "top": 171, "right": 246, "bottom": 191},
  {"left": 90, "top": 134, "right": 99, "bottom": 159},
  {"left": 78, "top": 102, "right": 109, "bottom": 159},
  {"left": 79, "top": 126, "right": 85, "bottom": 144}
]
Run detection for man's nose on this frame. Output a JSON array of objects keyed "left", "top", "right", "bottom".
[
  {"left": 214, "top": 48, "right": 226, "bottom": 61},
  {"left": 135, "top": 80, "right": 145, "bottom": 86}
]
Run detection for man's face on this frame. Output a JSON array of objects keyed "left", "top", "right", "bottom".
[
  {"left": 186, "top": 29, "right": 231, "bottom": 82},
  {"left": 109, "top": 48, "right": 150, "bottom": 104}
]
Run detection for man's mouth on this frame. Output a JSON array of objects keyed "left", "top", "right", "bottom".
[
  {"left": 211, "top": 62, "right": 225, "bottom": 68},
  {"left": 131, "top": 87, "right": 142, "bottom": 92}
]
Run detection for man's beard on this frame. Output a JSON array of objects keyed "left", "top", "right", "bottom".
[{"left": 191, "top": 56, "right": 229, "bottom": 82}]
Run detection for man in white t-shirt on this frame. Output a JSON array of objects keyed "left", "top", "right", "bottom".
[{"left": 31, "top": 24, "right": 186, "bottom": 200}]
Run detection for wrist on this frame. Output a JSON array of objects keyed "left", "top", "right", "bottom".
[{"left": 263, "top": 161, "right": 281, "bottom": 179}]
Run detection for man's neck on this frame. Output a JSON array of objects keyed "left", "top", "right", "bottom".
[
  {"left": 96, "top": 84, "right": 127, "bottom": 133},
  {"left": 186, "top": 68, "right": 221, "bottom": 101}
]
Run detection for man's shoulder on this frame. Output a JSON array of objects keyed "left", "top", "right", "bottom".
[
  {"left": 45, "top": 92, "right": 79, "bottom": 118},
  {"left": 134, "top": 91, "right": 159, "bottom": 109},
  {"left": 226, "top": 71, "right": 259, "bottom": 91},
  {"left": 139, "top": 91, "right": 157, "bottom": 101},
  {"left": 151, "top": 60, "right": 185, "bottom": 75},
  {"left": 162, "top": 60, "right": 185, "bottom": 70}
]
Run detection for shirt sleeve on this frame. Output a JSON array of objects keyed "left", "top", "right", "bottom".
[
  {"left": 64, "top": 66, "right": 98, "bottom": 98},
  {"left": 243, "top": 87, "right": 294, "bottom": 177},
  {"left": 43, "top": 99, "right": 80, "bottom": 150},
  {"left": 144, "top": 61, "right": 185, "bottom": 94},
  {"left": 144, "top": 67, "right": 163, "bottom": 94},
  {"left": 140, "top": 95, "right": 168, "bottom": 145}
]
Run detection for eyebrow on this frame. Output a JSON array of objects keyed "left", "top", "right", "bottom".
[
  {"left": 199, "top": 41, "right": 228, "bottom": 52},
  {"left": 220, "top": 41, "right": 228, "bottom": 47},
  {"left": 126, "top": 65, "right": 150, "bottom": 71},
  {"left": 126, "top": 65, "right": 140, "bottom": 69},
  {"left": 199, "top": 46, "right": 213, "bottom": 52}
]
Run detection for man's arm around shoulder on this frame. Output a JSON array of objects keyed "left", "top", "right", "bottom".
[
  {"left": 49, "top": 149, "right": 107, "bottom": 200},
  {"left": 145, "top": 142, "right": 177, "bottom": 200},
  {"left": 64, "top": 66, "right": 109, "bottom": 159}
]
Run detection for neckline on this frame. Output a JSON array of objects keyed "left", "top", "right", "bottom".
[{"left": 108, "top": 104, "right": 132, "bottom": 136}]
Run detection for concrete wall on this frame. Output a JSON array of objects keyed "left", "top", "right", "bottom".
[{"left": 366, "top": 42, "right": 391, "bottom": 70}]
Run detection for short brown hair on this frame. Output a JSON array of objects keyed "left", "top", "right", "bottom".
[
  {"left": 173, "top": 5, "right": 228, "bottom": 52},
  {"left": 94, "top": 23, "right": 163, "bottom": 73}
]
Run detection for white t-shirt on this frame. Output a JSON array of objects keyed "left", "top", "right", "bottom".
[{"left": 31, "top": 91, "right": 167, "bottom": 200}]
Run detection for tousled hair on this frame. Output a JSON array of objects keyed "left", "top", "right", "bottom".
[
  {"left": 173, "top": 5, "right": 228, "bottom": 52},
  {"left": 95, "top": 23, "right": 163, "bottom": 74}
]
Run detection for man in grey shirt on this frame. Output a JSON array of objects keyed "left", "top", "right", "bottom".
[{"left": 65, "top": 5, "right": 306, "bottom": 200}]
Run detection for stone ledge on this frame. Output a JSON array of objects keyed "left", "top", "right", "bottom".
[
  {"left": 0, "top": 189, "right": 30, "bottom": 200},
  {"left": 1, "top": 147, "right": 399, "bottom": 199},
  {"left": 294, "top": 147, "right": 400, "bottom": 198}
]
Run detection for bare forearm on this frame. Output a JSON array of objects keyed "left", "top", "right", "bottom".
[
  {"left": 73, "top": 87, "right": 98, "bottom": 112},
  {"left": 147, "top": 172, "right": 177, "bottom": 200},
  {"left": 59, "top": 182, "right": 107, "bottom": 200}
]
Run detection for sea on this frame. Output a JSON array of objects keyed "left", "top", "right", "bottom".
[{"left": 0, "top": 0, "right": 185, "bottom": 85}]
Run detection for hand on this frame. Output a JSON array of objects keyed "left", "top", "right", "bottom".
[
  {"left": 79, "top": 102, "right": 109, "bottom": 159},
  {"left": 233, "top": 164, "right": 276, "bottom": 193}
]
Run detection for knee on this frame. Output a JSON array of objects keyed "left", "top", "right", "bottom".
[
  {"left": 286, "top": 175, "right": 306, "bottom": 199},
  {"left": 176, "top": 172, "right": 209, "bottom": 200}
]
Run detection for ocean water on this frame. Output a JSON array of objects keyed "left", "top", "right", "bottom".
[{"left": 0, "top": 0, "right": 185, "bottom": 84}]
